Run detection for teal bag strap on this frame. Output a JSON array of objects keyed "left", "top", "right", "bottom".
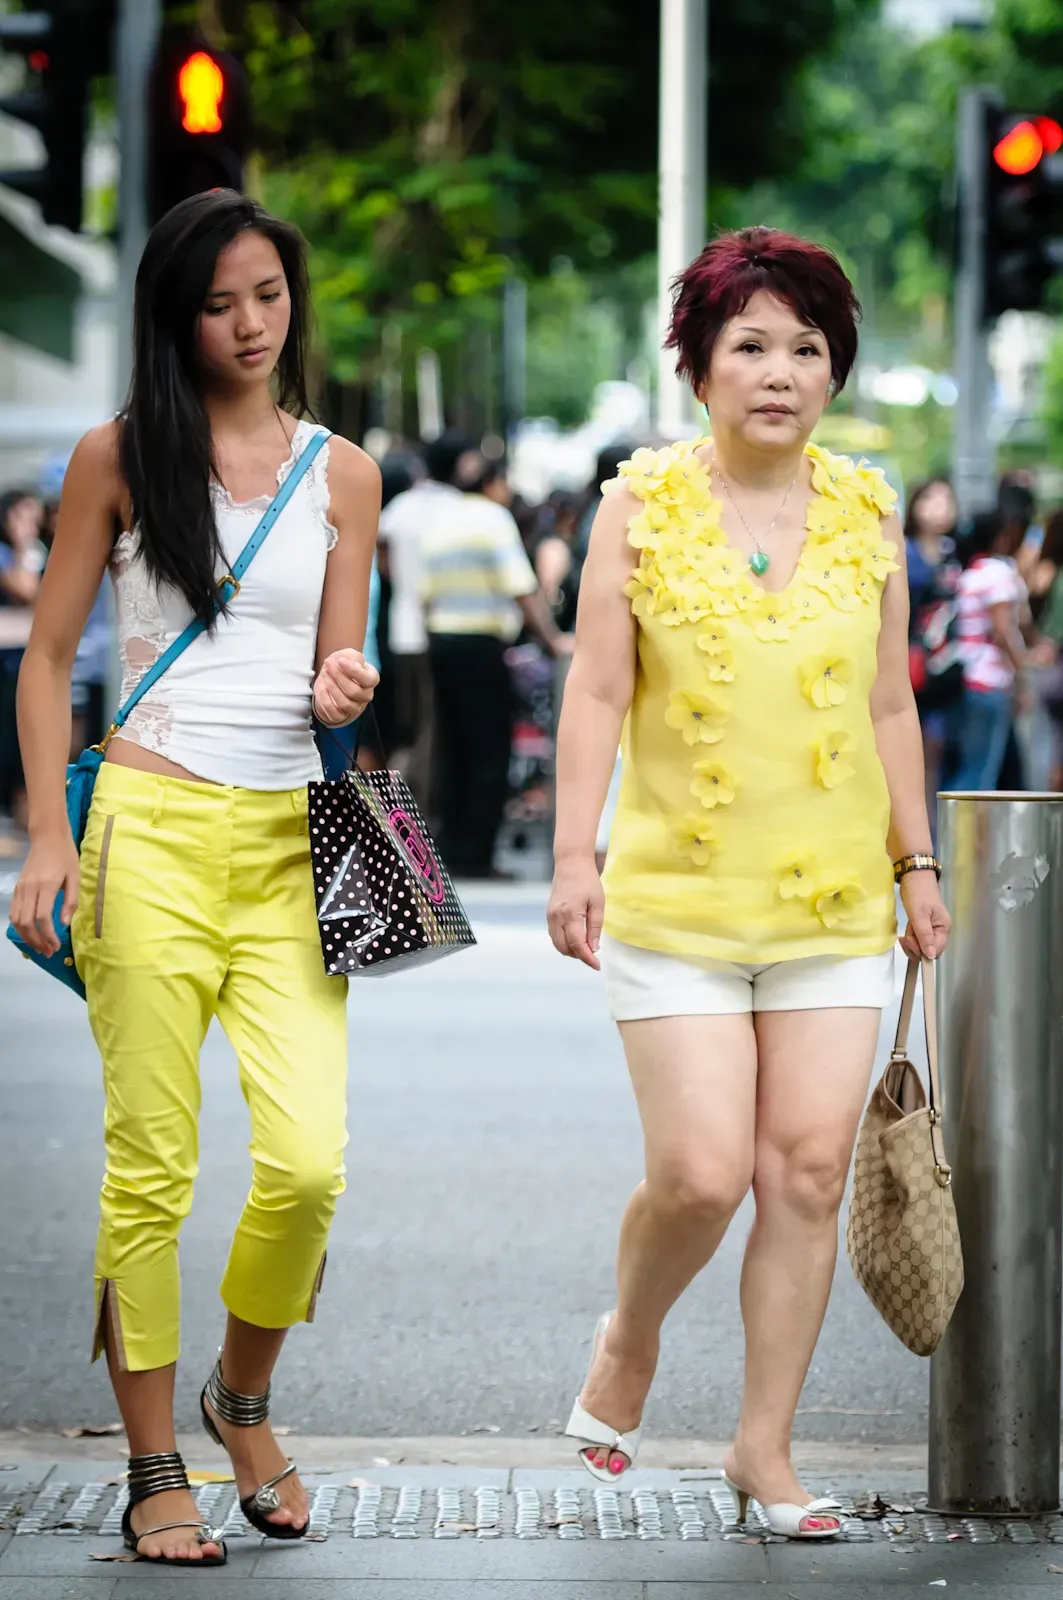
[{"left": 104, "top": 428, "right": 330, "bottom": 743}]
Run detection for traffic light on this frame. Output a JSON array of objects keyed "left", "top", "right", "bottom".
[
  {"left": 147, "top": 34, "right": 250, "bottom": 226},
  {"left": 0, "top": 3, "right": 113, "bottom": 232},
  {"left": 984, "top": 104, "right": 1063, "bottom": 319}
]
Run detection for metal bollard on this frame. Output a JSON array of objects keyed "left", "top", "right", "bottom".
[{"left": 928, "top": 791, "right": 1063, "bottom": 1516}]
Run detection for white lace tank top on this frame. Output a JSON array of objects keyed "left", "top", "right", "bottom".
[{"left": 110, "top": 420, "right": 336, "bottom": 789}]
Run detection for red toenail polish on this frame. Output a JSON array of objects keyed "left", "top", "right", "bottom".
[{"left": 610, "top": 1459, "right": 624, "bottom": 1473}]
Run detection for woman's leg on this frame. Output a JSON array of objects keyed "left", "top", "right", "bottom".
[
  {"left": 578, "top": 1011, "right": 758, "bottom": 1473},
  {"left": 724, "top": 1004, "right": 880, "bottom": 1513},
  {"left": 74, "top": 779, "right": 226, "bottom": 1562},
  {"left": 209, "top": 789, "right": 350, "bottom": 1530},
  {"left": 954, "top": 687, "right": 1012, "bottom": 791}
]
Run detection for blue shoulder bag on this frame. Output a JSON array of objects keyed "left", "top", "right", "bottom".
[{"left": 6, "top": 427, "right": 332, "bottom": 998}]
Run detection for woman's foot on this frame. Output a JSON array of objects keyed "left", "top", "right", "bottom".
[
  {"left": 577, "top": 1313, "right": 657, "bottom": 1475},
  {"left": 202, "top": 1396, "right": 309, "bottom": 1533},
  {"left": 127, "top": 1489, "right": 224, "bottom": 1562},
  {"left": 722, "top": 1445, "right": 840, "bottom": 1536}
]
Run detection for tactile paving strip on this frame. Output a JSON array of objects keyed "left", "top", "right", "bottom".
[{"left": 9, "top": 1480, "right": 1063, "bottom": 1544}]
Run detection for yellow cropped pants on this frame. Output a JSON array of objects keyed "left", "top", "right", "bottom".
[{"left": 72, "top": 763, "right": 349, "bottom": 1373}]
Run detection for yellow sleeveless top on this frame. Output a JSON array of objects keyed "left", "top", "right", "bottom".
[{"left": 602, "top": 440, "right": 899, "bottom": 964}]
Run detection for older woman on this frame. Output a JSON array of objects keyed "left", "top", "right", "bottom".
[{"left": 548, "top": 227, "right": 950, "bottom": 1540}]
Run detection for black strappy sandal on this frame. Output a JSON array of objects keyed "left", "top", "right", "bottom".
[
  {"left": 200, "top": 1357, "right": 308, "bottom": 1540},
  {"left": 121, "top": 1451, "right": 227, "bottom": 1566}
]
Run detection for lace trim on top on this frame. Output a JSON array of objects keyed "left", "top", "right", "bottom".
[
  {"left": 208, "top": 422, "right": 338, "bottom": 550},
  {"left": 109, "top": 421, "right": 335, "bottom": 762}
]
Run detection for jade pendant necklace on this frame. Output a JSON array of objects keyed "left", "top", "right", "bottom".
[{"left": 712, "top": 451, "right": 801, "bottom": 577}]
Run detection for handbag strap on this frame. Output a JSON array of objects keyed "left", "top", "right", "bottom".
[
  {"left": 892, "top": 954, "right": 951, "bottom": 1185},
  {"left": 105, "top": 427, "right": 331, "bottom": 742}
]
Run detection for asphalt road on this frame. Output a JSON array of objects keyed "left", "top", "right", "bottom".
[{"left": 0, "top": 885, "right": 928, "bottom": 1446}]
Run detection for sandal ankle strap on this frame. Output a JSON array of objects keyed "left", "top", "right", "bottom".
[
  {"left": 205, "top": 1356, "right": 271, "bottom": 1428},
  {"left": 127, "top": 1450, "right": 190, "bottom": 1507}
]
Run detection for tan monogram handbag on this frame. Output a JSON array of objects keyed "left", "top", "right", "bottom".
[{"left": 846, "top": 955, "right": 963, "bottom": 1357}]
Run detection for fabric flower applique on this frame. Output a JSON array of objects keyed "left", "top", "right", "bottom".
[
  {"left": 815, "top": 882, "right": 868, "bottom": 928},
  {"left": 806, "top": 557, "right": 860, "bottom": 613},
  {"left": 816, "top": 729, "right": 856, "bottom": 788},
  {"left": 626, "top": 503, "right": 672, "bottom": 549},
  {"left": 696, "top": 623, "right": 729, "bottom": 656},
  {"left": 623, "top": 569, "right": 656, "bottom": 618},
  {"left": 862, "top": 541, "right": 900, "bottom": 584},
  {"left": 674, "top": 813, "right": 720, "bottom": 867},
  {"left": 659, "top": 574, "right": 714, "bottom": 628},
  {"left": 690, "top": 759, "right": 737, "bottom": 808},
  {"left": 790, "top": 584, "right": 827, "bottom": 624},
  {"left": 664, "top": 688, "right": 728, "bottom": 746},
  {"left": 704, "top": 647, "right": 735, "bottom": 683},
  {"left": 801, "top": 655, "right": 851, "bottom": 709},
  {"left": 778, "top": 858, "right": 817, "bottom": 901},
  {"left": 753, "top": 592, "right": 797, "bottom": 642}
]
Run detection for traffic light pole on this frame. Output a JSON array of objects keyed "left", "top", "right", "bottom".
[
  {"left": 656, "top": 0, "right": 707, "bottom": 439},
  {"left": 115, "top": 0, "right": 161, "bottom": 404},
  {"left": 953, "top": 86, "right": 998, "bottom": 519}
]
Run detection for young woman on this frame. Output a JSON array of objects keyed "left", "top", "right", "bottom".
[
  {"left": 903, "top": 478, "right": 962, "bottom": 818},
  {"left": 952, "top": 508, "right": 1033, "bottom": 792},
  {"left": 9, "top": 190, "right": 380, "bottom": 1567},
  {"left": 548, "top": 227, "right": 950, "bottom": 1539}
]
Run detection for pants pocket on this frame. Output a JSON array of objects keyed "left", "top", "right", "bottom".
[{"left": 94, "top": 814, "right": 116, "bottom": 939}]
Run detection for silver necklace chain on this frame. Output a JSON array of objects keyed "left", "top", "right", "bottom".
[{"left": 711, "top": 450, "right": 800, "bottom": 571}]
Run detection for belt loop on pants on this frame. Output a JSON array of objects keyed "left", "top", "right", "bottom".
[
  {"left": 291, "top": 789, "right": 308, "bottom": 835},
  {"left": 152, "top": 780, "right": 165, "bottom": 828}
]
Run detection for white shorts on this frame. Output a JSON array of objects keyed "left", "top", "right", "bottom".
[{"left": 601, "top": 934, "right": 898, "bottom": 1022}]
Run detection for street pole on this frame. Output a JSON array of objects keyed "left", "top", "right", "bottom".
[
  {"left": 656, "top": 0, "right": 707, "bottom": 439},
  {"left": 953, "top": 86, "right": 997, "bottom": 519},
  {"left": 928, "top": 792, "right": 1063, "bottom": 1515},
  {"left": 501, "top": 274, "right": 527, "bottom": 446},
  {"left": 115, "top": 0, "right": 161, "bottom": 407}
]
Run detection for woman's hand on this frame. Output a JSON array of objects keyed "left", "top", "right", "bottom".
[
  {"left": 313, "top": 648, "right": 379, "bottom": 727},
  {"left": 10, "top": 829, "right": 80, "bottom": 956},
  {"left": 899, "top": 870, "right": 951, "bottom": 961},
  {"left": 547, "top": 854, "right": 605, "bottom": 970}
]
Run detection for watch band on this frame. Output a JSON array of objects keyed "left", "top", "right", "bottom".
[{"left": 893, "top": 852, "right": 942, "bottom": 882}]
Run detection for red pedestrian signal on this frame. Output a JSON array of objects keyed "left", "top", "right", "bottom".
[
  {"left": 993, "top": 116, "right": 1063, "bottom": 176},
  {"left": 179, "top": 51, "right": 225, "bottom": 135},
  {"left": 994, "top": 120, "right": 1043, "bottom": 175},
  {"left": 149, "top": 34, "right": 250, "bottom": 225}
]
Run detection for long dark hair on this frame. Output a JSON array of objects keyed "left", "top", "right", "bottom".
[{"left": 119, "top": 189, "right": 313, "bottom": 629}]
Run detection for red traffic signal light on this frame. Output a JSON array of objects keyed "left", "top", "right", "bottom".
[
  {"left": 993, "top": 116, "right": 1063, "bottom": 176},
  {"left": 179, "top": 50, "right": 225, "bottom": 135},
  {"left": 148, "top": 35, "right": 250, "bottom": 226}
]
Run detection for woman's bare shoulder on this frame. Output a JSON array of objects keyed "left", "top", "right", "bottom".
[{"left": 67, "top": 419, "right": 124, "bottom": 502}]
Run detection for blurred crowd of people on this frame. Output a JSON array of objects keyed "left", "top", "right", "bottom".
[
  {"left": 4, "top": 441, "right": 1063, "bottom": 877},
  {"left": 905, "top": 472, "right": 1063, "bottom": 830},
  {"left": 371, "top": 433, "right": 632, "bottom": 879}
]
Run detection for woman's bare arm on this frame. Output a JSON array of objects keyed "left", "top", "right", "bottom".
[
  {"left": 10, "top": 422, "right": 121, "bottom": 952},
  {"left": 869, "top": 516, "right": 950, "bottom": 957},
  {"left": 548, "top": 486, "right": 638, "bottom": 967},
  {"left": 311, "top": 436, "right": 382, "bottom": 727}
]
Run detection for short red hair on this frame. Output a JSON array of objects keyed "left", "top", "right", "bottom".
[{"left": 665, "top": 227, "right": 861, "bottom": 395}]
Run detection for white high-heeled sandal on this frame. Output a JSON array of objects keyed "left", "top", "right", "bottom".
[
  {"left": 723, "top": 1474, "right": 843, "bottom": 1539},
  {"left": 564, "top": 1312, "right": 642, "bottom": 1483}
]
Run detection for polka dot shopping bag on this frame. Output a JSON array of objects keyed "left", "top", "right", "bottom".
[{"left": 308, "top": 732, "right": 477, "bottom": 975}]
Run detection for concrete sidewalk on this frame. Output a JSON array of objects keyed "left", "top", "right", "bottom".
[{"left": 3, "top": 1445, "right": 1063, "bottom": 1598}]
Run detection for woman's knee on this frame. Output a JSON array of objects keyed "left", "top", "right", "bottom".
[
  {"left": 647, "top": 1152, "right": 751, "bottom": 1225},
  {"left": 253, "top": 1148, "right": 346, "bottom": 1222},
  {"left": 100, "top": 1162, "right": 196, "bottom": 1239},
  {"left": 753, "top": 1137, "right": 849, "bottom": 1222}
]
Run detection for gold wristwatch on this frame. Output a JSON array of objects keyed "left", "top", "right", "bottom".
[{"left": 893, "top": 853, "right": 942, "bottom": 883}]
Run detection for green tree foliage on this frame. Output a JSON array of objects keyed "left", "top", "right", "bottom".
[{"left": 216, "top": 0, "right": 876, "bottom": 387}]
